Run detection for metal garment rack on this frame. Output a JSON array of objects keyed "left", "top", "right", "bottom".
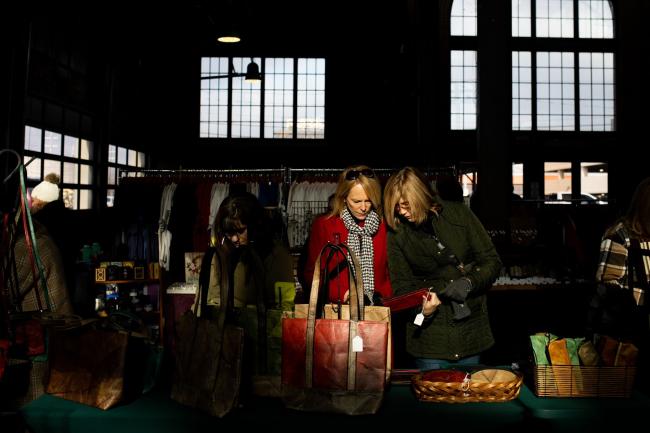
[
  {"left": 119, "top": 167, "right": 286, "bottom": 179},
  {"left": 120, "top": 165, "right": 458, "bottom": 183},
  {"left": 286, "top": 167, "right": 403, "bottom": 185}
]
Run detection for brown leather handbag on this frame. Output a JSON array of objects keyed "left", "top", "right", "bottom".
[
  {"left": 46, "top": 325, "right": 132, "bottom": 410},
  {"left": 171, "top": 246, "right": 244, "bottom": 417},
  {"left": 282, "top": 243, "right": 389, "bottom": 415}
]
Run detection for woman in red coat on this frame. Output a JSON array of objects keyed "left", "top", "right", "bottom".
[{"left": 303, "top": 165, "right": 392, "bottom": 304}]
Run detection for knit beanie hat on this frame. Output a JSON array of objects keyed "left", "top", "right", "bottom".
[{"left": 31, "top": 173, "right": 60, "bottom": 203}]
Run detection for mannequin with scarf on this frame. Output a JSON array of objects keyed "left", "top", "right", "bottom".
[{"left": 303, "top": 165, "right": 393, "bottom": 305}]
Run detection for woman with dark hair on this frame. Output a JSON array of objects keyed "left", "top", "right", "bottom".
[
  {"left": 303, "top": 165, "right": 392, "bottom": 305},
  {"left": 593, "top": 177, "right": 650, "bottom": 342},
  {"left": 208, "top": 192, "right": 293, "bottom": 307},
  {"left": 383, "top": 167, "right": 501, "bottom": 370}
]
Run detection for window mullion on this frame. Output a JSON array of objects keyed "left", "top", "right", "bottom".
[
  {"left": 227, "top": 57, "right": 233, "bottom": 138},
  {"left": 293, "top": 58, "right": 298, "bottom": 139},
  {"left": 260, "top": 57, "right": 265, "bottom": 138}
]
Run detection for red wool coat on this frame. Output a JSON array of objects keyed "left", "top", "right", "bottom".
[{"left": 303, "top": 214, "right": 393, "bottom": 302}]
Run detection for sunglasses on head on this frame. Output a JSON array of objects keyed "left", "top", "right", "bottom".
[{"left": 345, "top": 169, "right": 375, "bottom": 180}]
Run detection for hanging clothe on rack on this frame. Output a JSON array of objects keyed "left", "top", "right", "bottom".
[
  {"left": 117, "top": 168, "right": 286, "bottom": 284},
  {"left": 158, "top": 183, "right": 177, "bottom": 271}
]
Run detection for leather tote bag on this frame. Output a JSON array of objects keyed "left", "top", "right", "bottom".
[
  {"left": 171, "top": 246, "right": 244, "bottom": 417},
  {"left": 281, "top": 243, "right": 388, "bottom": 415},
  {"left": 46, "top": 322, "right": 148, "bottom": 410}
]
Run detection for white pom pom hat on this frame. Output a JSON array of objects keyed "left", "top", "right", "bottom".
[{"left": 31, "top": 178, "right": 60, "bottom": 203}]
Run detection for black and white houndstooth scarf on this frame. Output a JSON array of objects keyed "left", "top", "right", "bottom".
[{"left": 341, "top": 207, "right": 380, "bottom": 304}]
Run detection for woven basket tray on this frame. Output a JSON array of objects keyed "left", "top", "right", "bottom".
[
  {"left": 533, "top": 365, "right": 636, "bottom": 398},
  {"left": 412, "top": 369, "right": 523, "bottom": 403}
]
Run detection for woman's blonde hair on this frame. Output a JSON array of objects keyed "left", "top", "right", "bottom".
[
  {"left": 329, "top": 165, "right": 383, "bottom": 218},
  {"left": 383, "top": 167, "right": 437, "bottom": 230}
]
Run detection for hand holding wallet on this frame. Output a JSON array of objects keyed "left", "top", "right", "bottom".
[{"left": 382, "top": 288, "right": 430, "bottom": 313}]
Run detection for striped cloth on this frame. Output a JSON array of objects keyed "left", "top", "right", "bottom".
[
  {"left": 596, "top": 222, "right": 648, "bottom": 306},
  {"left": 15, "top": 221, "right": 72, "bottom": 315},
  {"left": 11, "top": 220, "right": 72, "bottom": 408}
]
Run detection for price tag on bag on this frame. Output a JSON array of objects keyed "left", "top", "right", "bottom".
[
  {"left": 414, "top": 313, "right": 425, "bottom": 326},
  {"left": 352, "top": 335, "right": 364, "bottom": 352}
]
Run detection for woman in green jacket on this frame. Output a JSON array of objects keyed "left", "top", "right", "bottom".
[{"left": 383, "top": 167, "right": 501, "bottom": 370}]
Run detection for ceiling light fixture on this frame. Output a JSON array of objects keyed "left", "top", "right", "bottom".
[
  {"left": 244, "top": 59, "right": 261, "bottom": 83},
  {"left": 217, "top": 29, "right": 241, "bottom": 43}
]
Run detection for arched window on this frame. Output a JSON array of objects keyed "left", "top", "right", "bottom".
[{"left": 511, "top": 0, "right": 615, "bottom": 131}]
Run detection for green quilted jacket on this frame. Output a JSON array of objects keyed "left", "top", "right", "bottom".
[{"left": 387, "top": 200, "right": 502, "bottom": 360}]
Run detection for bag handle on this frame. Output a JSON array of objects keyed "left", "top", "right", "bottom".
[
  {"left": 307, "top": 243, "right": 363, "bottom": 322},
  {"left": 192, "top": 246, "right": 230, "bottom": 316},
  {"left": 333, "top": 242, "right": 366, "bottom": 320},
  {"left": 305, "top": 242, "right": 364, "bottom": 390},
  {"left": 242, "top": 247, "right": 269, "bottom": 374}
]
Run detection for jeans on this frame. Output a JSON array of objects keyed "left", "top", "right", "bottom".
[{"left": 415, "top": 354, "right": 481, "bottom": 371}]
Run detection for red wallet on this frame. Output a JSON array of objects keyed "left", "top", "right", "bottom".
[{"left": 382, "top": 288, "right": 430, "bottom": 313}]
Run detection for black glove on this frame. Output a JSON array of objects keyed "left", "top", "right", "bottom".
[
  {"left": 451, "top": 301, "right": 471, "bottom": 320},
  {"left": 439, "top": 278, "right": 472, "bottom": 303}
]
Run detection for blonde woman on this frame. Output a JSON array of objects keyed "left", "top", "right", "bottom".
[
  {"left": 384, "top": 167, "right": 501, "bottom": 370},
  {"left": 303, "top": 165, "right": 393, "bottom": 304}
]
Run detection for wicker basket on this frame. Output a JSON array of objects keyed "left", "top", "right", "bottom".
[
  {"left": 412, "top": 369, "right": 523, "bottom": 403},
  {"left": 533, "top": 365, "right": 636, "bottom": 398}
]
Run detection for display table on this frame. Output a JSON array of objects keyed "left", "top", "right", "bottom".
[
  {"left": 21, "top": 383, "right": 650, "bottom": 432},
  {"left": 21, "top": 383, "right": 525, "bottom": 432},
  {"left": 517, "top": 384, "right": 650, "bottom": 431}
]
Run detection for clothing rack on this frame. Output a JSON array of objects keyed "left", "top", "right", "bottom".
[
  {"left": 120, "top": 165, "right": 459, "bottom": 184},
  {"left": 119, "top": 168, "right": 286, "bottom": 184},
  {"left": 286, "top": 166, "right": 457, "bottom": 184},
  {"left": 287, "top": 167, "right": 408, "bottom": 184}
]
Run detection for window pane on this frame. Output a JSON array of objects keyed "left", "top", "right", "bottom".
[
  {"left": 80, "top": 164, "right": 92, "bottom": 185},
  {"left": 137, "top": 152, "right": 145, "bottom": 168},
  {"left": 44, "top": 131, "right": 61, "bottom": 155},
  {"left": 450, "top": 0, "right": 477, "bottom": 36},
  {"left": 544, "top": 162, "right": 572, "bottom": 203},
  {"left": 579, "top": 52, "right": 615, "bottom": 131},
  {"left": 537, "top": 51, "right": 575, "bottom": 131},
  {"left": 107, "top": 189, "right": 115, "bottom": 208},
  {"left": 265, "top": 57, "right": 294, "bottom": 138},
  {"left": 63, "top": 188, "right": 77, "bottom": 210},
  {"left": 64, "top": 135, "right": 79, "bottom": 158},
  {"left": 512, "top": 51, "right": 533, "bottom": 130},
  {"left": 43, "top": 159, "right": 61, "bottom": 178},
  {"left": 512, "top": 0, "right": 532, "bottom": 37},
  {"left": 24, "top": 156, "right": 41, "bottom": 180},
  {"left": 117, "top": 147, "right": 127, "bottom": 165},
  {"left": 297, "top": 58, "right": 326, "bottom": 138},
  {"left": 24, "top": 126, "right": 42, "bottom": 152},
  {"left": 231, "top": 57, "right": 261, "bottom": 138},
  {"left": 107, "top": 167, "right": 116, "bottom": 185},
  {"left": 450, "top": 50, "right": 477, "bottom": 130},
  {"left": 80, "top": 139, "right": 93, "bottom": 160},
  {"left": 108, "top": 144, "right": 116, "bottom": 163},
  {"left": 580, "top": 162, "right": 608, "bottom": 204},
  {"left": 578, "top": 0, "right": 614, "bottom": 39},
  {"left": 79, "top": 190, "right": 92, "bottom": 210},
  {"left": 512, "top": 163, "right": 524, "bottom": 197},
  {"left": 63, "top": 162, "right": 79, "bottom": 184},
  {"left": 537, "top": 0, "right": 574, "bottom": 38},
  {"left": 128, "top": 149, "right": 137, "bottom": 166}
]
